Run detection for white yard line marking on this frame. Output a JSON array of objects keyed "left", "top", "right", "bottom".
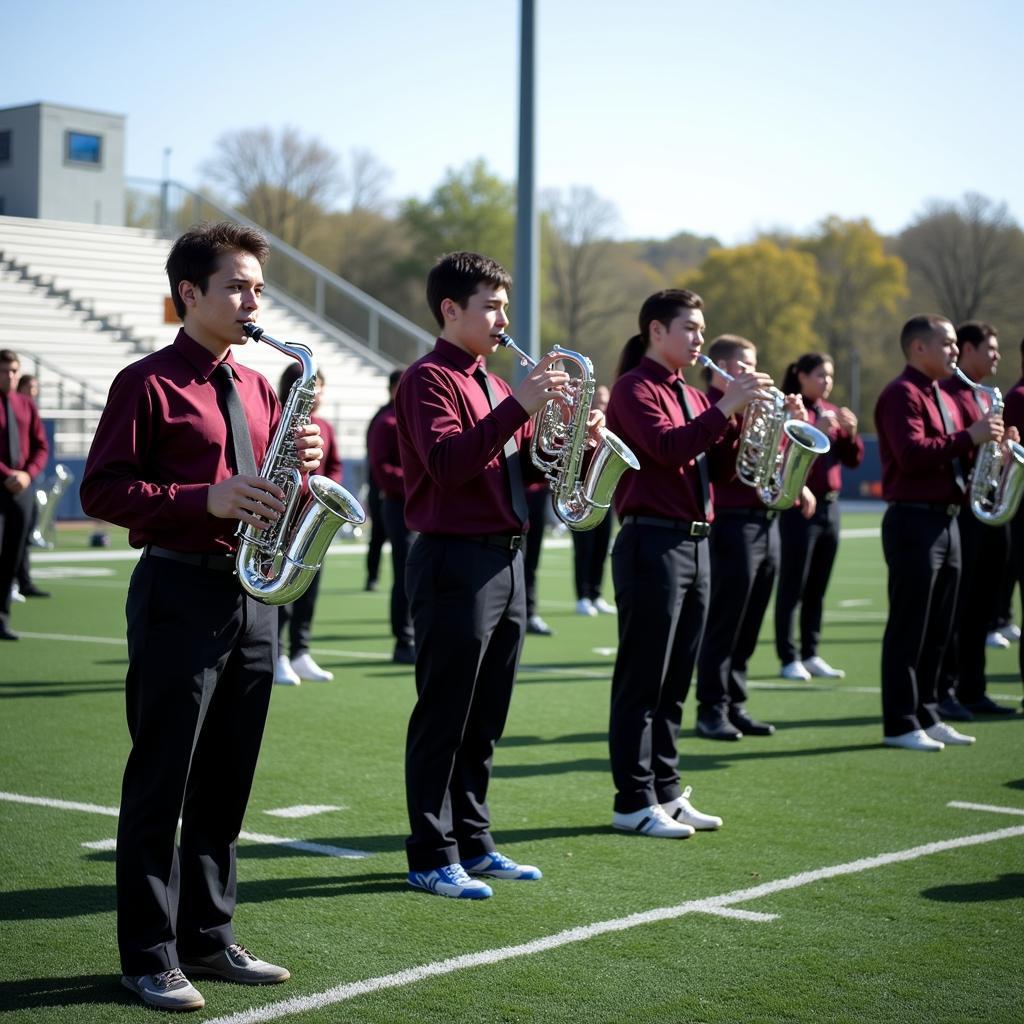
[
  {"left": 838, "top": 598, "right": 873, "bottom": 607},
  {"left": 204, "top": 823, "right": 1024, "bottom": 1024},
  {"left": 0, "top": 792, "right": 371, "bottom": 859},
  {"left": 14, "top": 631, "right": 127, "bottom": 646},
  {"left": 264, "top": 805, "right": 346, "bottom": 819},
  {"left": 947, "top": 800, "right": 1024, "bottom": 817},
  {"left": 81, "top": 838, "right": 117, "bottom": 851}
]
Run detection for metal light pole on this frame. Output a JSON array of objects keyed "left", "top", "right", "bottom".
[{"left": 513, "top": 0, "right": 539, "bottom": 367}]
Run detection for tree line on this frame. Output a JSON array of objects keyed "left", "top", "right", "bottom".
[{"left": 164, "top": 126, "right": 1024, "bottom": 417}]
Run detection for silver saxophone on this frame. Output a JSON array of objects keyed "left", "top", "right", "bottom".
[
  {"left": 498, "top": 333, "right": 640, "bottom": 531},
  {"left": 698, "top": 354, "right": 830, "bottom": 510},
  {"left": 236, "top": 323, "right": 366, "bottom": 605},
  {"left": 953, "top": 366, "right": 1024, "bottom": 526},
  {"left": 31, "top": 463, "right": 74, "bottom": 549}
]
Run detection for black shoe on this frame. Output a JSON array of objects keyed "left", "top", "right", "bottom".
[
  {"left": 963, "top": 696, "right": 1017, "bottom": 716},
  {"left": 365, "top": 579, "right": 379, "bottom": 592},
  {"left": 937, "top": 697, "right": 974, "bottom": 722},
  {"left": 0, "top": 626, "right": 19, "bottom": 641},
  {"left": 728, "top": 708, "right": 775, "bottom": 736},
  {"left": 20, "top": 586, "right": 50, "bottom": 598},
  {"left": 392, "top": 642, "right": 416, "bottom": 665},
  {"left": 696, "top": 715, "right": 742, "bottom": 741}
]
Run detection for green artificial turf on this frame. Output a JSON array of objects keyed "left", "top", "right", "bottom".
[{"left": 1, "top": 511, "right": 1022, "bottom": 1023}]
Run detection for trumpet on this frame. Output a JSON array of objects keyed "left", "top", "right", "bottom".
[
  {"left": 498, "top": 333, "right": 639, "bottom": 531},
  {"left": 697, "top": 354, "right": 830, "bottom": 510},
  {"left": 952, "top": 367, "right": 1024, "bottom": 526}
]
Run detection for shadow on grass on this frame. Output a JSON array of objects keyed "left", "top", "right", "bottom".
[
  {"left": 0, "top": 973, "right": 123, "bottom": 1013},
  {"left": 500, "top": 731, "right": 606, "bottom": 748},
  {"left": 921, "top": 873, "right": 1024, "bottom": 903},
  {"left": 0, "top": 680, "right": 124, "bottom": 699},
  {"left": 1005, "top": 778, "right": 1024, "bottom": 790}
]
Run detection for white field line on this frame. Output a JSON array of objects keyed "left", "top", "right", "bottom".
[
  {"left": 264, "top": 805, "right": 346, "bottom": 819},
  {"left": 948, "top": 800, "right": 1024, "bottom": 817},
  {"left": 0, "top": 792, "right": 371, "bottom": 859},
  {"left": 203, "top": 823, "right": 1024, "bottom": 1024}
]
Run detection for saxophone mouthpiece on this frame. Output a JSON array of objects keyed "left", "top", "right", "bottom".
[{"left": 241, "top": 322, "right": 263, "bottom": 341}]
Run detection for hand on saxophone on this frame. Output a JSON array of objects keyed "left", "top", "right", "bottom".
[
  {"left": 294, "top": 421, "right": 324, "bottom": 473},
  {"left": 715, "top": 367, "right": 774, "bottom": 418},
  {"left": 799, "top": 486, "right": 817, "bottom": 520},
  {"left": 784, "top": 394, "right": 809, "bottom": 422},
  {"left": 968, "top": 411, "right": 1004, "bottom": 446},
  {"left": 513, "top": 353, "right": 571, "bottom": 415},
  {"left": 208, "top": 476, "right": 286, "bottom": 529},
  {"left": 585, "top": 408, "right": 606, "bottom": 448}
]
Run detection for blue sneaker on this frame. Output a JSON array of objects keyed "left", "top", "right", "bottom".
[
  {"left": 407, "top": 863, "right": 493, "bottom": 899},
  {"left": 462, "top": 851, "right": 543, "bottom": 880}
]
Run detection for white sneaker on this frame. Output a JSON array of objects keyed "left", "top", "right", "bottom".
[
  {"left": 592, "top": 597, "right": 616, "bottom": 615},
  {"left": 883, "top": 729, "right": 944, "bottom": 752},
  {"left": 576, "top": 598, "right": 598, "bottom": 617},
  {"left": 803, "top": 655, "right": 845, "bottom": 679},
  {"left": 925, "top": 722, "right": 976, "bottom": 746},
  {"left": 661, "top": 785, "right": 722, "bottom": 830},
  {"left": 10, "top": 584, "right": 25, "bottom": 604},
  {"left": 780, "top": 660, "right": 811, "bottom": 680},
  {"left": 274, "top": 654, "right": 301, "bottom": 686},
  {"left": 998, "top": 623, "right": 1021, "bottom": 642},
  {"left": 986, "top": 631, "right": 1011, "bottom": 649},
  {"left": 291, "top": 652, "right": 333, "bottom": 681},
  {"left": 121, "top": 969, "right": 205, "bottom": 1011},
  {"left": 612, "top": 804, "right": 694, "bottom": 839}
]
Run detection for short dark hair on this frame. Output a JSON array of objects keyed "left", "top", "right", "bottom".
[
  {"left": 278, "top": 362, "right": 324, "bottom": 405},
  {"left": 166, "top": 221, "right": 270, "bottom": 320},
  {"left": 616, "top": 289, "right": 704, "bottom": 378},
  {"left": 425, "top": 252, "right": 512, "bottom": 329},
  {"left": 781, "top": 352, "right": 832, "bottom": 395},
  {"left": 702, "top": 334, "right": 756, "bottom": 386},
  {"left": 16, "top": 374, "right": 37, "bottom": 394},
  {"left": 956, "top": 320, "right": 997, "bottom": 350},
  {"left": 388, "top": 368, "right": 404, "bottom": 388},
  {"left": 899, "top": 314, "right": 950, "bottom": 356},
  {"left": 0, "top": 349, "right": 19, "bottom": 365}
]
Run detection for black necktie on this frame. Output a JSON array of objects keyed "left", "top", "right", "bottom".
[
  {"left": 933, "top": 383, "right": 967, "bottom": 494},
  {"left": 5, "top": 394, "right": 20, "bottom": 468},
  {"left": 673, "top": 379, "right": 710, "bottom": 519},
  {"left": 215, "top": 362, "right": 258, "bottom": 476},
  {"left": 474, "top": 366, "right": 529, "bottom": 527}
]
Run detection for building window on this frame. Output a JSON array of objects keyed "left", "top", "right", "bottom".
[
  {"left": 0, "top": 131, "right": 10, "bottom": 163},
  {"left": 66, "top": 130, "right": 102, "bottom": 165}
]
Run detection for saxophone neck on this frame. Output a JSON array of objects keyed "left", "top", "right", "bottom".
[{"left": 243, "top": 322, "right": 317, "bottom": 383}]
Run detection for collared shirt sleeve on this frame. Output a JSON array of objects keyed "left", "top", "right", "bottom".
[
  {"left": 367, "top": 407, "right": 404, "bottom": 497},
  {"left": 877, "top": 379, "right": 972, "bottom": 473},
  {"left": 0, "top": 394, "right": 49, "bottom": 480}
]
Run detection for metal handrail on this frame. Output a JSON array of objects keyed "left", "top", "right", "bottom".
[{"left": 126, "top": 177, "right": 433, "bottom": 368}]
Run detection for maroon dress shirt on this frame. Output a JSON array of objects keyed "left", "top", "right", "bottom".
[
  {"left": 0, "top": 391, "right": 49, "bottom": 481},
  {"left": 396, "top": 338, "right": 536, "bottom": 535},
  {"left": 367, "top": 403, "right": 404, "bottom": 501},
  {"left": 704, "top": 385, "right": 762, "bottom": 510},
  {"left": 804, "top": 398, "right": 864, "bottom": 496},
  {"left": 80, "top": 329, "right": 281, "bottom": 552},
  {"left": 607, "top": 357, "right": 728, "bottom": 521},
  {"left": 874, "top": 365, "right": 972, "bottom": 504},
  {"left": 312, "top": 414, "right": 342, "bottom": 484},
  {"left": 1003, "top": 377, "right": 1024, "bottom": 434}
]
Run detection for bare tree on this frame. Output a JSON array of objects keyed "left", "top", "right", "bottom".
[
  {"left": 897, "top": 193, "right": 1024, "bottom": 324},
  {"left": 346, "top": 148, "right": 393, "bottom": 213},
  {"left": 201, "top": 126, "right": 343, "bottom": 249},
  {"left": 543, "top": 186, "right": 630, "bottom": 345}
]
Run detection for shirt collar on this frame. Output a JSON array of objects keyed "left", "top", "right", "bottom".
[
  {"left": 902, "top": 364, "right": 939, "bottom": 393},
  {"left": 639, "top": 355, "right": 685, "bottom": 386},
  {"left": 173, "top": 329, "right": 248, "bottom": 383},
  {"left": 434, "top": 337, "right": 486, "bottom": 377}
]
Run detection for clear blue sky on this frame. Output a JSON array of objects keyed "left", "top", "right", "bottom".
[{"left": 5, "top": 0, "right": 1022, "bottom": 243}]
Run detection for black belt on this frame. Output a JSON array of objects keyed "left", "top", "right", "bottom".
[
  {"left": 714, "top": 507, "right": 777, "bottom": 522},
  {"left": 143, "top": 544, "right": 238, "bottom": 572},
  {"left": 434, "top": 533, "right": 524, "bottom": 551},
  {"left": 888, "top": 501, "right": 960, "bottom": 518},
  {"left": 821, "top": 490, "right": 840, "bottom": 504},
  {"left": 621, "top": 515, "right": 711, "bottom": 538}
]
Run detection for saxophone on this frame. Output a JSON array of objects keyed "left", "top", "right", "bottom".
[
  {"left": 498, "top": 333, "right": 639, "bottom": 531},
  {"left": 236, "top": 323, "right": 366, "bottom": 605},
  {"left": 953, "top": 367, "right": 1024, "bottom": 526},
  {"left": 697, "top": 355, "right": 830, "bottom": 510},
  {"left": 31, "top": 463, "right": 73, "bottom": 549}
]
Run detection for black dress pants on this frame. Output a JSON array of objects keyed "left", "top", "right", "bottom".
[
  {"left": 524, "top": 486, "right": 549, "bottom": 618},
  {"left": 880, "top": 505, "right": 960, "bottom": 737},
  {"left": 117, "top": 554, "right": 276, "bottom": 976},
  {"left": 278, "top": 567, "right": 322, "bottom": 658},
  {"left": 775, "top": 499, "right": 840, "bottom": 664},
  {"left": 364, "top": 483, "right": 385, "bottom": 586},
  {"left": 609, "top": 523, "right": 709, "bottom": 814},
  {"left": 381, "top": 496, "right": 413, "bottom": 646},
  {"left": 0, "top": 487, "right": 34, "bottom": 630},
  {"left": 404, "top": 535, "right": 525, "bottom": 871},
  {"left": 696, "top": 510, "right": 777, "bottom": 713},
  {"left": 572, "top": 510, "right": 613, "bottom": 600}
]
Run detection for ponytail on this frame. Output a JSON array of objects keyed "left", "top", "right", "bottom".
[{"left": 616, "top": 334, "right": 648, "bottom": 379}]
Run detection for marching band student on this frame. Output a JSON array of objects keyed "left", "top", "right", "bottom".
[
  {"left": 363, "top": 375, "right": 400, "bottom": 593},
  {"left": 397, "top": 251, "right": 593, "bottom": 898},
  {"left": 695, "top": 336, "right": 811, "bottom": 741},
  {"left": 874, "top": 315, "right": 1003, "bottom": 751},
  {"left": 367, "top": 367, "right": 416, "bottom": 664},
  {"left": 81, "top": 222, "right": 323, "bottom": 1012},
  {"left": 275, "top": 363, "right": 343, "bottom": 685},
  {"left": 606, "top": 293, "right": 769, "bottom": 839},
  {"left": 1000, "top": 334, "right": 1024, "bottom": 711},
  {"left": 936, "top": 322, "right": 1016, "bottom": 717},
  {"left": 775, "top": 353, "right": 863, "bottom": 681}
]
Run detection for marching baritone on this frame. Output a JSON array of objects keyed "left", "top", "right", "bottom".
[{"left": 605, "top": 292, "right": 770, "bottom": 839}]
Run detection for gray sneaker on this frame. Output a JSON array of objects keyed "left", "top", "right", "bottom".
[
  {"left": 180, "top": 944, "right": 290, "bottom": 985},
  {"left": 121, "top": 969, "right": 205, "bottom": 1011}
]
